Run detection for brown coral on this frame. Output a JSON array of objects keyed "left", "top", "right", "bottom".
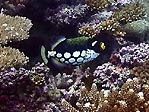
[
  {"left": 86, "top": 0, "right": 112, "bottom": 11},
  {"left": 0, "top": 14, "right": 32, "bottom": 45},
  {"left": 0, "top": 14, "right": 32, "bottom": 71},
  {"left": 0, "top": 46, "right": 29, "bottom": 71},
  {"left": 62, "top": 78, "right": 149, "bottom": 112},
  {"left": 131, "top": 59, "right": 149, "bottom": 85},
  {"left": 111, "top": 2, "right": 146, "bottom": 23},
  {"left": 78, "top": 25, "right": 97, "bottom": 38},
  {"left": 62, "top": 83, "right": 101, "bottom": 112},
  {"left": 78, "top": 2, "right": 145, "bottom": 38}
]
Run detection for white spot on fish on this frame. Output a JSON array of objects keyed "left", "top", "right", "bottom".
[
  {"left": 77, "top": 57, "right": 84, "bottom": 63},
  {"left": 81, "top": 50, "right": 86, "bottom": 57},
  {"left": 57, "top": 53, "right": 62, "bottom": 58},
  {"left": 65, "top": 61, "right": 69, "bottom": 64},
  {"left": 90, "top": 50, "right": 99, "bottom": 60},
  {"left": 73, "top": 51, "right": 80, "bottom": 57},
  {"left": 72, "top": 62, "right": 78, "bottom": 65},
  {"left": 60, "top": 58, "right": 65, "bottom": 62},
  {"left": 69, "top": 58, "right": 75, "bottom": 63},
  {"left": 64, "top": 52, "right": 71, "bottom": 59}
]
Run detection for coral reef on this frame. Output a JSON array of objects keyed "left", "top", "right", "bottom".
[
  {"left": 110, "top": 43, "right": 149, "bottom": 68},
  {"left": 78, "top": 2, "right": 146, "bottom": 38},
  {"left": 0, "top": 14, "right": 32, "bottom": 71},
  {"left": 111, "top": 2, "right": 146, "bottom": 23},
  {"left": 124, "top": 20, "right": 149, "bottom": 42},
  {"left": 0, "top": 46, "right": 29, "bottom": 71},
  {"left": 0, "top": 63, "right": 61, "bottom": 112},
  {"left": 62, "top": 83, "right": 101, "bottom": 112},
  {"left": 1, "top": 0, "right": 29, "bottom": 15},
  {"left": 93, "top": 62, "right": 133, "bottom": 90},
  {"left": 86, "top": 0, "right": 113, "bottom": 11},
  {"left": 131, "top": 58, "right": 149, "bottom": 85},
  {"left": 0, "top": 14, "right": 32, "bottom": 45},
  {"left": 46, "top": 4, "right": 88, "bottom": 26},
  {"left": 62, "top": 78, "right": 149, "bottom": 112},
  {"left": 0, "top": 0, "right": 149, "bottom": 112}
]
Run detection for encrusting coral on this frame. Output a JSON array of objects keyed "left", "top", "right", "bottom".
[
  {"left": 0, "top": 14, "right": 32, "bottom": 71},
  {"left": 62, "top": 78, "right": 149, "bottom": 112}
]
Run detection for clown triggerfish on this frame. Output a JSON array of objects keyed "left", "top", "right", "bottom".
[{"left": 41, "top": 36, "right": 106, "bottom": 67}]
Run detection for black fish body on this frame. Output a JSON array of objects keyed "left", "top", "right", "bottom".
[{"left": 41, "top": 36, "right": 106, "bottom": 66}]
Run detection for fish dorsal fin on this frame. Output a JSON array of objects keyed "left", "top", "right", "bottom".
[
  {"left": 51, "top": 36, "right": 66, "bottom": 50},
  {"left": 67, "top": 36, "right": 89, "bottom": 46}
]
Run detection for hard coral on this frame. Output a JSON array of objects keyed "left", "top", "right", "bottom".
[
  {"left": 78, "top": 2, "right": 146, "bottom": 38},
  {"left": 111, "top": 2, "right": 146, "bottom": 23},
  {"left": 2, "top": 0, "right": 29, "bottom": 15},
  {"left": 131, "top": 59, "right": 149, "bottom": 84},
  {"left": 62, "top": 78, "right": 149, "bottom": 112},
  {"left": 0, "top": 63, "right": 57, "bottom": 112},
  {"left": 93, "top": 62, "right": 133, "bottom": 90},
  {"left": 0, "top": 14, "right": 32, "bottom": 71},
  {"left": 0, "top": 46, "right": 29, "bottom": 71},
  {"left": 110, "top": 43, "right": 149, "bottom": 68},
  {"left": 0, "top": 14, "right": 32, "bottom": 45},
  {"left": 86, "top": 0, "right": 113, "bottom": 11},
  {"left": 62, "top": 83, "right": 101, "bottom": 112},
  {"left": 46, "top": 4, "right": 88, "bottom": 26}
]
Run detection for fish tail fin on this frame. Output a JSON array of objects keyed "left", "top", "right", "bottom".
[{"left": 41, "top": 45, "right": 49, "bottom": 64}]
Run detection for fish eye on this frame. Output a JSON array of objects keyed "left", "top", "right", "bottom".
[{"left": 100, "top": 42, "right": 106, "bottom": 50}]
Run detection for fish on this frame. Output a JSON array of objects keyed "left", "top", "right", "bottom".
[{"left": 41, "top": 36, "right": 106, "bottom": 67}]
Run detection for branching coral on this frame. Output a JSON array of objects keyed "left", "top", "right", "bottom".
[
  {"left": 93, "top": 62, "right": 133, "bottom": 90},
  {"left": 0, "top": 63, "right": 59, "bottom": 112},
  {"left": 62, "top": 83, "right": 101, "bottom": 112},
  {"left": 111, "top": 2, "right": 146, "bottom": 23},
  {"left": 0, "top": 14, "right": 32, "bottom": 45},
  {"left": 0, "top": 46, "right": 29, "bottom": 71},
  {"left": 46, "top": 4, "right": 88, "bottom": 26},
  {"left": 86, "top": 0, "right": 114, "bottom": 11},
  {"left": 131, "top": 58, "right": 149, "bottom": 85},
  {"left": 78, "top": 2, "right": 146, "bottom": 38},
  {"left": 110, "top": 43, "right": 149, "bottom": 68},
  {"left": 62, "top": 78, "right": 149, "bottom": 112},
  {"left": 0, "top": 14, "right": 32, "bottom": 71}
]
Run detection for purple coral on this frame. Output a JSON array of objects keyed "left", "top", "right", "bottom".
[
  {"left": 110, "top": 43, "right": 149, "bottom": 68},
  {"left": 46, "top": 4, "right": 88, "bottom": 26},
  {"left": 93, "top": 62, "right": 134, "bottom": 90},
  {"left": 0, "top": 67, "right": 30, "bottom": 89}
]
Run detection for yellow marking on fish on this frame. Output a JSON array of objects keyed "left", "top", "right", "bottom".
[{"left": 101, "top": 42, "right": 106, "bottom": 50}]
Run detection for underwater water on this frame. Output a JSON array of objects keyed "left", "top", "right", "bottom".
[{"left": 0, "top": 0, "right": 149, "bottom": 112}]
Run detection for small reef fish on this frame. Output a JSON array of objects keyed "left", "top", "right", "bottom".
[{"left": 41, "top": 36, "right": 106, "bottom": 67}]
